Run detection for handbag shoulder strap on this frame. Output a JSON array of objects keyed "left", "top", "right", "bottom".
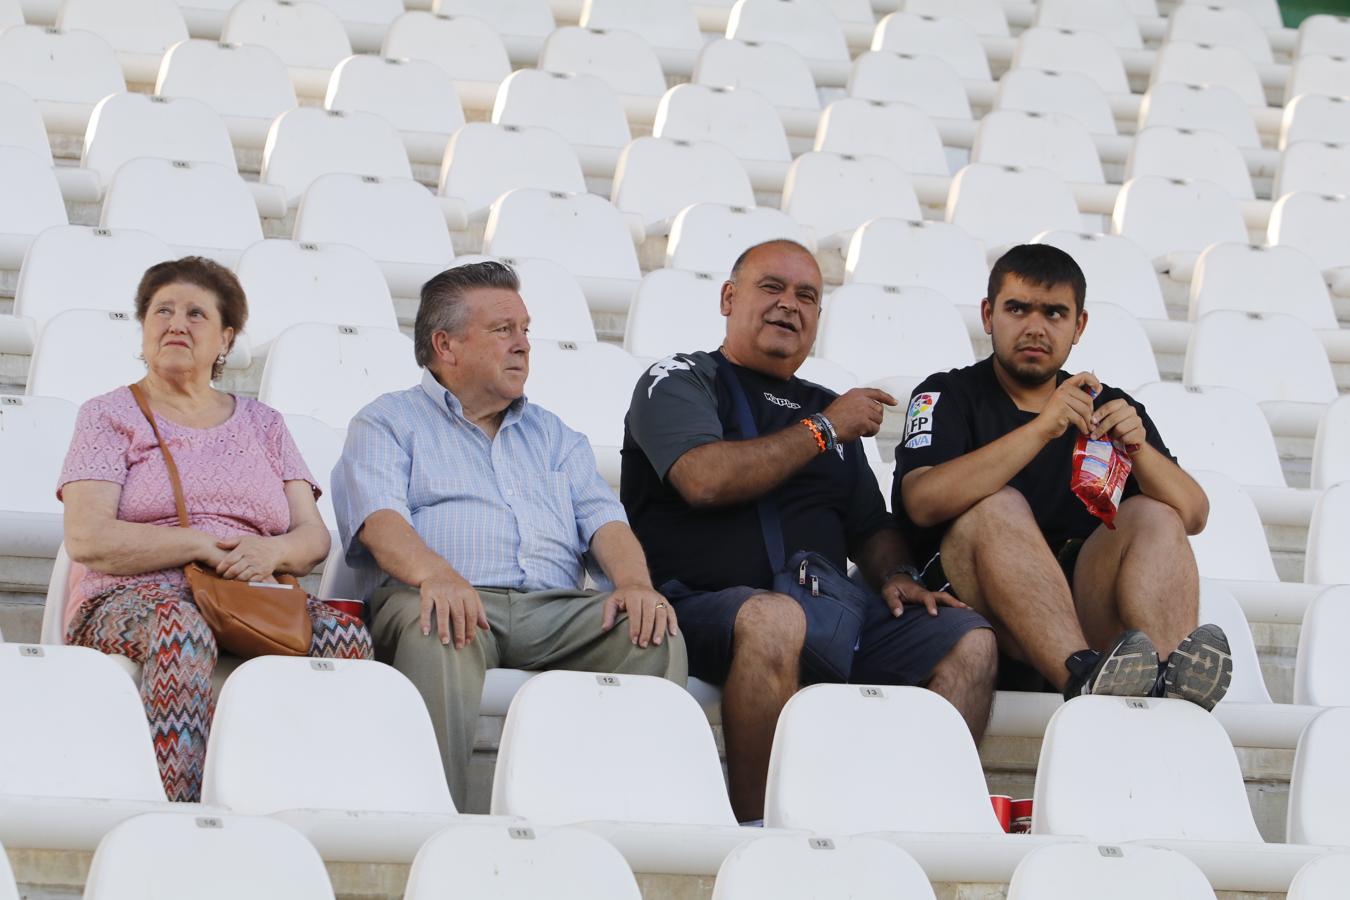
[
  {"left": 712, "top": 352, "right": 786, "bottom": 573},
  {"left": 128, "top": 383, "right": 191, "bottom": 529}
]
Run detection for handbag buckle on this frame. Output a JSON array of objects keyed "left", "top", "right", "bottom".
[{"left": 798, "top": 560, "right": 808, "bottom": 585}]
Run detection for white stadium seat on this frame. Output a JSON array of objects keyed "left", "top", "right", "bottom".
[
  {"left": 1288, "top": 853, "right": 1350, "bottom": 900},
  {"left": 946, "top": 163, "right": 1083, "bottom": 254},
  {"left": 1189, "top": 242, "right": 1337, "bottom": 329},
  {"left": 904, "top": 0, "right": 1009, "bottom": 37},
  {"left": 0, "top": 840, "right": 14, "bottom": 900},
  {"left": 0, "top": 81, "right": 54, "bottom": 163},
  {"left": 781, "top": 152, "right": 921, "bottom": 247},
  {"left": 26, "top": 309, "right": 143, "bottom": 406},
  {"left": 1032, "top": 231, "right": 1169, "bottom": 320},
  {"left": 482, "top": 189, "right": 641, "bottom": 314},
  {"left": 580, "top": 0, "right": 703, "bottom": 53},
  {"left": 847, "top": 51, "right": 973, "bottom": 120},
  {"left": 324, "top": 55, "right": 466, "bottom": 161},
  {"left": 1267, "top": 191, "right": 1350, "bottom": 274},
  {"left": 492, "top": 69, "right": 633, "bottom": 152},
  {"left": 817, "top": 284, "right": 974, "bottom": 385},
  {"left": 712, "top": 834, "right": 937, "bottom": 900},
  {"left": 1110, "top": 175, "right": 1248, "bottom": 264},
  {"left": 1311, "top": 394, "right": 1350, "bottom": 489},
  {"left": 99, "top": 158, "right": 261, "bottom": 264},
  {"left": 1191, "top": 0, "right": 1282, "bottom": 31},
  {"left": 1150, "top": 41, "right": 1267, "bottom": 108},
  {"left": 0, "top": 394, "right": 77, "bottom": 558},
  {"left": 1296, "top": 14, "right": 1350, "bottom": 57},
  {"left": 432, "top": 0, "right": 556, "bottom": 41},
  {"left": 0, "top": 25, "right": 125, "bottom": 128},
  {"left": 83, "top": 814, "right": 336, "bottom": 900},
  {"left": 258, "top": 324, "right": 421, "bottom": 430},
  {"left": 81, "top": 93, "right": 237, "bottom": 194},
  {"left": 1305, "top": 482, "right": 1350, "bottom": 584},
  {"left": 611, "top": 137, "right": 754, "bottom": 230},
  {"left": 381, "top": 11, "right": 513, "bottom": 89},
  {"left": 0, "top": 0, "right": 20, "bottom": 25},
  {"left": 1008, "top": 843, "right": 1217, "bottom": 900},
  {"left": 1126, "top": 126, "right": 1254, "bottom": 199},
  {"left": 1198, "top": 579, "right": 1272, "bottom": 705},
  {"left": 798, "top": 357, "right": 862, "bottom": 395},
  {"left": 1167, "top": 4, "right": 1273, "bottom": 64},
  {"left": 873, "top": 12, "right": 992, "bottom": 81},
  {"left": 1293, "top": 585, "right": 1350, "bottom": 706},
  {"left": 846, "top": 218, "right": 987, "bottom": 306},
  {"left": 221, "top": 0, "right": 352, "bottom": 95},
  {"left": 1063, "top": 302, "right": 1160, "bottom": 391},
  {"left": 0, "top": 643, "right": 179, "bottom": 852},
  {"left": 623, "top": 269, "right": 726, "bottom": 359},
  {"left": 1284, "top": 54, "right": 1350, "bottom": 105},
  {"left": 233, "top": 239, "right": 398, "bottom": 355},
  {"left": 1133, "top": 383, "right": 1285, "bottom": 488},
  {"left": 260, "top": 106, "right": 413, "bottom": 208},
  {"left": 280, "top": 414, "right": 342, "bottom": 529},
  {"left": 541, "top": 26, "right": 668, "bottom": 100},
  {"left": 0, "top": 146, "right": 69, "bottom": 267},
  {"left": 972, "top": 109, "right": 1105, "bottom": 184},
  {"left": 293, "top": 174, "right": 455, "bottom": 296},
  {"left": 405, "top": 824, "right": 642, "bottom": 900},
  {"left": 815, "top": 98, "right": 949, "bottom": 177},
  {"left": 439, "top": 122, "right": 586, "bottom": 218},
  {"left": 994, "top": 68, "right": 1118, "bottom": 136},
  {"left": 726, "top": 0, "right": 849, "bottom": 64},
  {"left": 1013, "top": 27, "right": 1130, "bottom": 95},
  {"left": 666, "top": 203, "right": 810, "bottom": 276},
  {"left": 1275, "top": 141, "right": 1350, "bottom": 199},
  {"left": 524, "top": 341, "right": 646, "bottom": 486},
  {"left": 653, "top": 83, "right": 792, "bottom": 164},
  {"left": 1280, "top": 94, "right": 1350, "bottom": 150},
  {"left": 695, "top": 38, "right": 819, "bottom": 112},
  {"left": 1034, "top": 0, "right": 1143, "bottom": 50},
  {"left": 55, "top": 0, "right": 189, "bottom": 83},
  {"left": 1288, "top": 707, "right": 1350, "bottom": 846},
  {"left": 1187, "top": 470, "right": 1279, "bottom": 581},
  {"left": 451, "top": 256, "right": 596, "bottom": 343},
  {"left": 1137, "top": 83, "right": 1261, "bottom": 150},
  {"left": 154, "top": 39, "right": 298, "bottom": 142}
]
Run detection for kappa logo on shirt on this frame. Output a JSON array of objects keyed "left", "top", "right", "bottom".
[
  {"left": 763, "top": 392, "right": 801, "bottom": 410},
  {"left": 646, "top": 355, "right": 694, "bottom": 398},
  {"left": 903, "top": 392, "right": 940, "bottom": 449}
]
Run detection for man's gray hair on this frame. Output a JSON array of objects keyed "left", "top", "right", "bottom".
[{"left": 414, "top": 260, "right": 521, "bottom": 367}]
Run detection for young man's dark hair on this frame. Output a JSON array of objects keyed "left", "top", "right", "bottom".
[{"left": 986, "top": 243, "right": 1087, "bottom": 314}]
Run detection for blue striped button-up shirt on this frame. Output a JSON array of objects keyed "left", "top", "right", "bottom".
[{"left": 332, "top": 369, "right": 627, "bottom": 600}]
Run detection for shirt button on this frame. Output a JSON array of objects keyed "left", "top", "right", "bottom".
[{"left": 505, "top": 488, "right": 515, "bottom": 497}]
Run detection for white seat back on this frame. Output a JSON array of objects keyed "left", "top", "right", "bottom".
[
  {"left": 817, "top": 284, "right": 974, "bottom": 384},
  {"left": 381, "top": 11, "right": 512, "bottom": 86},
  {"left": 539, "top": 26, "right": 668, "bottom": 99},
  {"left": 0, "top": 837, "right": 14, "bottom": 900},
  {"left": 1198, "top": 580, "right": 1272, "bottom": 704},
  {"left": 815, "top": 98, "right": 948, "bottom": 177},
  {"left": 1033, "top": 695, "right": 1262, "bottom": 841},
  {"left": 57, "top": 0, "right": 187, "bottom": 60},
  {"left": 1150, "top": 41, "right": 1266, "bottom": 107},
  {"left": 873, "top": 12, "right": 991, "bottom": 80},
  {"left": 726, "top": 0, "right": 849, "bottom": 63},
  {"left": 995, "top": 67, "right": 1118, "bottom": 136},
  {"left": 0, "top": 81, "right": 54, "bottom": 163},
  {"left": 1285, "top": 54, "right": 1350, "bottom": 105},
  {"left": 1183, "top": 310, "right": 1338, "bottom": 406},
  {"left": 1288, "top": 707, "right": 1350, "bottom": 846},
  {"left": 580, "top": 0, "right": 704, "bottom": 53},
  {"left": 450, "top": 254, "right": 597, "bottom": 343},
  {"left": 904, "top": 0, "right": 1009, "bottom": 36},
  {"left": 1013, "top": 27, "right": 1129, "bottom": 94},
  {"left": 1311, "top": 394, "right": 1350, "bottom": 489},
  {"left": 782, "top": 152, "right": 921, "bottom": 244},
  {"left": 491, "top": 69, "right": 632, "bottom": 150},
  {"left": 846, "top": 218, "right": 987, "bottom": 306},
  {"left": 1192, "top": 0, "right": 1281, "bottom": 30},
  {"left": 0, "top": 394, "right": 77, "bottom": 557},
  {"left": 432, "top": 0, "right": 556, "bottom": 40},
  {"left": 100, "top": 158, "right": 263, "bottom": 258},
  {"left": 261, "top": 107, "right": 412, "bottom": 207},
  {"left": 765, "top": 684, "right": 1003, "bottom": 833},
  {"left": 0, "top": 644, "right": 166, "bottom": 801},
  {"left": 1167, "top": 4, "right": 1273, "bottom": 63},
  {"left": 1297, "top": 14, "right": 1350, "bottom": 57},
  {"left": 624, "top": 269, "right": 726, "bottom": 359},
  {"left": 1032, "top": 231, "right": 1168, "bottom": 320},
  {"left": 694, "top": 38, "right": 820, "bottom": 111},
  {"left": 202, "top": 657, "right": 455, "bottom": 813},
  {"left": 222, "top": 0, "right": 352, "bottom": 73},
  {"left": 666, "top": 203, "right": 809, "bottom": 275},
  {"left": 294, "top": 174, "right": 454, "bottom": 271},
  {"left": 439, "top": 122, "right": 586, "bottom": 216},
  {"left": 712, "top": 834, "right": 936, "bottom": 900},
  {"left": 491, "top": 670, "right": 737, "bottom": 826},
  {"left": 612, "top": 137, "right": 754, "bottom": 228},
  {"left": 1268, "top": 191, "right": 1350, "bottom": 273},
  {"left": 84, "top": 814, "right": 335, "bottom": 900},
  {"left": 654, "top": 83, "right": 792, "bottom": 163},
  {"left": 156, "top": 40, "right": 298, "bottom": 123},
  {"left": 1186, "top": 470, "right": 1279, "bottom": 581},
  {"left": 1138, "top": 82, "right": 1260, "bottom": 149},
  {"left": 82, "top": 93, "right": 236, "bottom": 190},
  {"left": 848, "top": 51, "right": 972, "bottom": 120},
  {"left": 1275, "top": 140, "right": 1350, "bottom": 198},
  {"left": 1126, "top": 126, "right": 1254, "bottom": 199},
  {"left": 27, "top": 309, "right": 144, "bottom": 405},
  {"left": 1110, "top": 175, "right": 1249, "bottom": 261},
  {"left": 1190, "top": 242, "right": 1337, "bottom": 329},
  {"left": 973, "top": 109, "right": 1105, "bottom": 184},
  {"left": 483, "top": 189, "right": 641, "bottom": 286},
  {"left": 946, "top": 162, "right": 1083, "bottom": 253},
  {"left": 281, "top": 414, "right": 342, "bottom": 529},
  {"left": 1294, "top": 585, "right": 1350, "bottom": 706},
  {"left": 324, "top": 55, "right": 465, "bottom": 140},
  {"left": 1306, "top": 482, "right": 1350, "bottom": 584},
  {"left": 1132, "top": 383, "right": 1284, "bottom": 488},
  {"left": 1033, "top": 0, "right": 1143, "bottom": 50},
  {"left": 1281, "top": 94, "right": 1350, "bottom": 150},
  {"left": 1007, "top": 843, "right": 1217, "bottom": 900},
  {"left": 0, "top": 146, "right": 67, "bottom": 243},
  {"left": 0, "top": 25, "right": 125, "bottom": 111},
  {"left": 524, "top": 341, "right": 645, "bottom": 461},
  {"left": 1288, "top": 852, "right": 1350, "bottom": 900},
  {"left": 406, "top": 824, "right": 641, "bottom": 900},
  {"left": 14, "top": 226, "right": 173, "bottom": 329},
  {"left": 1063, "top": 302, "right": 1160, "bottom": 391}
]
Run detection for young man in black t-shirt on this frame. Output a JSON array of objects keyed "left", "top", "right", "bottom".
[
  {"left": 622, "top": 240, "right": 996, "bottom": 823},
  {"left": 894, "top": 244, "right": 1232, "bottom": 710}
]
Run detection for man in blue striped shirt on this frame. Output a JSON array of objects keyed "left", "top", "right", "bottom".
[{"left": 332, "top": 261, "right": 686, "bottom": 806}]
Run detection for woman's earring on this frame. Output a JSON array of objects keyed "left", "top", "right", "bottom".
[{"left": 216, "top": 351, "right": 228, "bottom": 366}]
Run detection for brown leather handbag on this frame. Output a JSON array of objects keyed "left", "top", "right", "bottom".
[{"left": 130, "top": 383, "right": 312, "bottom": 657}]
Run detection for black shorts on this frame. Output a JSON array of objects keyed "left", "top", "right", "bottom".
[{"left": 658, "top": 578, "right": 991, "bottom": 686}]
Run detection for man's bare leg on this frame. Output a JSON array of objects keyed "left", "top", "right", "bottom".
[
  {"left": 926, "top": 627, "right": 998, "bottom": 742},
  {"left": 720, "top": 592, "right": 806, "bottom": 822}
]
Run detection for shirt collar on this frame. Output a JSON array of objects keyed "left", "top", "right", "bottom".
[{"left": 419, "top": 368, "right": 528, "bottom": 426}]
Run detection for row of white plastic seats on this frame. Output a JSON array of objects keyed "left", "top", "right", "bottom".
[{"left": 4, "top": 645, "right": 1350, "bottom": 893}]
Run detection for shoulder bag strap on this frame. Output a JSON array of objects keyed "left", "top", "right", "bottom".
[
  {"left": 712, "top": 353, "right": 786, "bottom": 573},
  {"left": 128, "top": 383, "right": 191, "bottom": 530}
]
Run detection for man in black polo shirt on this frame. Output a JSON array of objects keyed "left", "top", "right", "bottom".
[
  {"left": 621, "top": 239, "right": 996, "bottom": 822},
  {"left": 895, "top": 243, "right": 1231, "bottom": 711}
]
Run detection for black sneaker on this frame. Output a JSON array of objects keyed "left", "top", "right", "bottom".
[
  {"left": 1063, "top": 630, "right": 1160, "bottom": 701},
  {"left": 1162, "top": 623, "right": 1233, "bottom": 712}
]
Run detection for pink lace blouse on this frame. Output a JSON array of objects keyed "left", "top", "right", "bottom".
[{"left": 58, "top": 387, "right": 319, "bottom": 620}]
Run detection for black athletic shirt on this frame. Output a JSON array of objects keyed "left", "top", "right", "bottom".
[
  {"left": 892, "top": 356, "right": 1175, "bottom": 561},
  {"left": 621, "top": 350, "right": 892, "bottom": 591}
]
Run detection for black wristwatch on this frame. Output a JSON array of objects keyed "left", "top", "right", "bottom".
[{"left": 882, "top": 563, "right": 923, "bottom": 583}]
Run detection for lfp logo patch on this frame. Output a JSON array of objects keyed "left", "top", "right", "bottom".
[{"left": 903, "top": 392, "right": 940, "bottom": 449}]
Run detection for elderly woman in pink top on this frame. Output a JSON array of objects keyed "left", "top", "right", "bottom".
[{"left": 58, "top": 257, "right": 372, "bottom": 802}]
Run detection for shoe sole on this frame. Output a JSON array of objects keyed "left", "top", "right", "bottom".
[
  {"left": 1165, "top": 624, "right": 1233, "bottom": 712},
  {"left": 1086, "top": 630, "right": 1159, "bottom": 697}
]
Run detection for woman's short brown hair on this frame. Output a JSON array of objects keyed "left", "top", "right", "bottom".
[{"left": 134, "top": 257, "right": 249, "bottom": 380}]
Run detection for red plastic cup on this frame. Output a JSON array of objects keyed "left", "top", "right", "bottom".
[
  {"left": 989, "top": 794, "right": 1012, "bottom": 832},
  {"left": 1010, "top": 798, "right": 1034, "bottom": 834},
  {"left": 324, "top": 598, "right": 366, "bottom": 622}
]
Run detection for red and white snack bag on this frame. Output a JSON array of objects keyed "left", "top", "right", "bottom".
[{"left": 1071, "top": 433, "right": 1133, "bottom": 528}]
